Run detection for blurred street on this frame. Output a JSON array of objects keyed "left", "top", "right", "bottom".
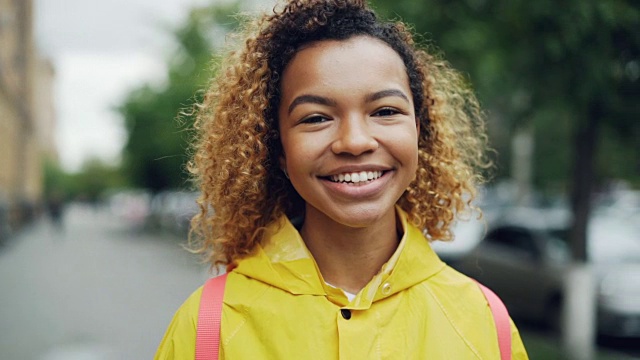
[
  {"left": 0, "top": 204, "right": 207, "bottom": 360},
  {"left": 1, "top": 202, "right": 639, "bottom": 360}
]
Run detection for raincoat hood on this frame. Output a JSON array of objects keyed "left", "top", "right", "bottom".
[{"left": 233, "top": 207, "right": 447, "bottom": 309}]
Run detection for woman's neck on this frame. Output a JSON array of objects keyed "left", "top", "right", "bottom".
[{"left": 300, "top": 207, "right": 400, "bottom": 294}]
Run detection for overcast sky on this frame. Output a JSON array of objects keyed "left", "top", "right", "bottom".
[{"left": 34, "top": 0, "right": 225, "bottom": 172}]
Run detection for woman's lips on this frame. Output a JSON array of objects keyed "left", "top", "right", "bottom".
[
  {"left": 320, "top": 170, "right": 391, "bottom": 197},
  {"left": 328, "top": 170, "right": 384, "bottom": 184}
]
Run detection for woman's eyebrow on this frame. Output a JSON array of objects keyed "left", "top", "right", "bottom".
[
  {"left": 365, "top": 89, "right": 410, "bottom": 103},
  {"left": 288, "top": 94, "right": 337, "bottom": 114}
]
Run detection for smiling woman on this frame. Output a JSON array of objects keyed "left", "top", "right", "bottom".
[
  {"left": 155, "top": 0, "right": 529, "bottom": 359},
  {"left": 279, "top": 37, "right": 419, "bottom": 231}
]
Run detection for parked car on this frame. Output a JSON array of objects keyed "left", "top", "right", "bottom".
[
  {"left": 451, "top": 221, "right": 569, "bottom": 329},
  {"left": 107, "top": 189, "right": 152, "bottom": 227},
  {"left": 584, "top": 214, "right": 640, "bottom": 338},
  {"left": 435, "top": 206, "right": 640, "bottom": 337},
  {"left": 430, "top": 214, "right": 487, "bottom": 263},
  {"left": 146, "top": 191, "right": 200, "bottom": 236}
]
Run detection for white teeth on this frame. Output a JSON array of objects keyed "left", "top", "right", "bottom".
[{"left": 329, "top": 171, "right": 383, "bottom": 183}]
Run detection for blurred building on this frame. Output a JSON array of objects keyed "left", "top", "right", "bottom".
[{"left": 0, "top": 0, "right": 57, "bottom": 231}]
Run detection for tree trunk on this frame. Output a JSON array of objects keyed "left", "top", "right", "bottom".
[
  {"left": 569, "top": 101, "right": 601, "bottom": 262},
  {"left": 563, "top": 102, "right": 601, "bottom": 360}
]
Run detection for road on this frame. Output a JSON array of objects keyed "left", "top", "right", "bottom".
[{"left": 0, "top": 204, "right": 208, "bottom": 360}]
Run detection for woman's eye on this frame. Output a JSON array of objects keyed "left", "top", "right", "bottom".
[
  {"left": 373, "top": 108, "right": 400, "bottom": 117},
  {"left": 301, "top": 115, "right": 329, "bottom": 124}
]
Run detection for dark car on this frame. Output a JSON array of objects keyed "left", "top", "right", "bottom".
[
  {"left": 434, "top": 206, "right": 640, "bottom": 337},
  {"left": 452, "top": 223, "right": 569, "bottom": 328}
]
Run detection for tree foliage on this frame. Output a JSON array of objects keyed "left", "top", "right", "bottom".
[
  {"left": 371, "top": 0, "right": 640, "bottom": 189},
  {"left": 370, "top": 0, "right": 638, "bottom": 265},
  {"left": 43, "top": 157, "right": 126, "bottom": 203},
  {"left": 118, "top": 3, "right": 241, "bottom": 192}
]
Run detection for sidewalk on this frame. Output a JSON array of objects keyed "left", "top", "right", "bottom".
[{"left": 520, "top": 328, "right": 639, "bottom": 359}]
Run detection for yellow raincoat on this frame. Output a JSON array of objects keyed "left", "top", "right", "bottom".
[{"left": 155, "top": 209, "right": 529, "bottom": 359}]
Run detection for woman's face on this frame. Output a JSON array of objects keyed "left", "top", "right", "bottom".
[{"left": 278, "top": 35, "right": 419, "bottom": 228}]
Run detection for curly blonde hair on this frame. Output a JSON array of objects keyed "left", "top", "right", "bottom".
[{"left": 189, "top": 0, "right": 491, "bottom": 267}]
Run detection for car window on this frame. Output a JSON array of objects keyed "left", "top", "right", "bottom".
[
  {"left": 545, "top": 235, "right": 571, "bottom": 263},
  {"left": 485, "top": 227, "right": 539, "bottom": 258}
]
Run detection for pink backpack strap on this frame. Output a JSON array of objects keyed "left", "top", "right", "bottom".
[
  {"left": 476, "top": 281, "right": 511, "bottom": 360},
  {"left": 196, "top": 273, "right": 228, "bottom": 360},
  {"left": 194, "top": 274, "right": 510, "bottom": 359}
]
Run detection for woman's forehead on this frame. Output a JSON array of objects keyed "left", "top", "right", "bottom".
[
  {"left": 280, "top": 36, "right": 410, "bottom": 100},
  {"left": 288, "top": 35, "right": 403, "bottom": 70}
]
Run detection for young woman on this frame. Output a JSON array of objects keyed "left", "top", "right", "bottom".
[{"left": 155, "top": 0, "right": 529, "bottom": 358}]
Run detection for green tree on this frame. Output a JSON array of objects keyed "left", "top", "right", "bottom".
[
  {"left": 118, "top": 2, "right": 241, "bottom": 192},
  {"left": 72, "top": 158, "right": 128, "bottom": 202},
  {"left": 43, "top": 157, "right": 126, "bottom": 203},
  {"left": 43, "top": 157, "right": 71, "bottom": 198},
  {"left": 371, "top": 0, "right": 639, "bottom": 259}
]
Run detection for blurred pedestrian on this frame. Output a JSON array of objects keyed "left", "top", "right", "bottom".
[
  {"left": 156, "top": 0, "right": 528, "bottom": 358},
  {"left": 47, "top": 190, "right": 65, "bottom": 230}
]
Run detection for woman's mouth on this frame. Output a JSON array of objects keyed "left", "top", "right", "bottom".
[{"left": 327, "top": 171, "right": 384, "bottom": 184}]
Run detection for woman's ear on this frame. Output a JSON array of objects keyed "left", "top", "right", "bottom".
[{"left": 279, "top": 155, "right": 289, "bottom": 179}]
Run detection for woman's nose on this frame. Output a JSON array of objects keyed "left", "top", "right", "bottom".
[{"left": 330, "top": 116, "right": 378, "bottom": 156}]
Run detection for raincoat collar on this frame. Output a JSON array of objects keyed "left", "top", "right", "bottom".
[{"left": 234, "top": 207, "right": 446, "bottom": 309}]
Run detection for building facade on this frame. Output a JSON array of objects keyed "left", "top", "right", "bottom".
[{"left": 0, "top": 0, "right": 56, "bottom": 233}]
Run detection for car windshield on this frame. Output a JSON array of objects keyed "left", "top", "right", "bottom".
[{"left": 545, "top": 234, "right": 571, "bottom": 263}]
